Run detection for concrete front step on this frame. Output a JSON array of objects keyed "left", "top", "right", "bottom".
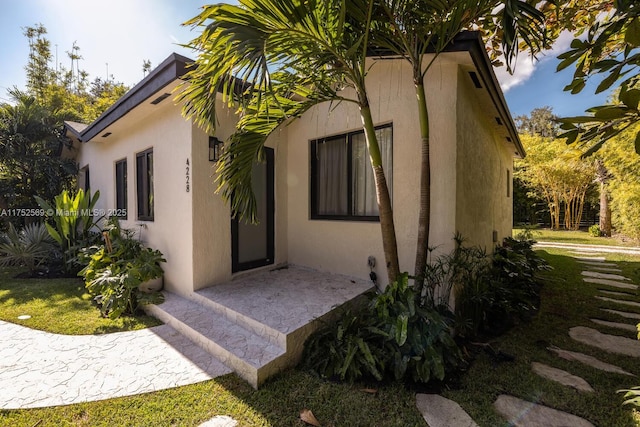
[{"left": 144, "top": 292, "right": 287, "bottom": 388}]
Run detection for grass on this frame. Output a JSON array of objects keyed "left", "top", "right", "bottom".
[
  {"left": 0, "top": 267, "right": 160, "bottom": 334},
  {"left": 444, "top": 248, "right": 640, "bottom": 426},
  {"left": 0, "top": 370, "right": 425, "bottom": 426},
  {"left": 513, "top": 227, "right": 639, "bottom": 247},
  {"left": 3, "top": 249, "right": 640, "bottom": 425}
]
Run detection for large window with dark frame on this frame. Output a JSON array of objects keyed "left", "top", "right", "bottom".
[
  {"left": 115, "top": 158, "right": 127, "bottom": 219},
  {"left": 310, "top": 124, "right": 392, "bottom": 220},
  {"left": 136, "top": 148, "right": 154, "bottom": 221}
]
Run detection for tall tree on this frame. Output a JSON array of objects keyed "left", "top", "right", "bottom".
[
  {"left": 514, "top": 106, "right": 560, "bottom": 137},
  {"left": 180, "top": 0, "right": 548, "bottom": 285},
  {"left": 516, "top": 134, "right": 596, "bottom": 230},
  {"left": 556, "top": 0, "right": 640, "bottom": 155},
  {"left": 369, "top": 0, "right": 547, "bottom": 289},
  {"left": 0, "top": 89, "right": 77, "bottom": 219},
  {"left": 180, "top": 0, "right": 401, "bottom": 282}
]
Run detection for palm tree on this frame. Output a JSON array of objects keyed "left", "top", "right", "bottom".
[
  {"left": 180, "top": 0, "right": 401, "bottom": 282},
  {"left": 370, "top": 0, "right": 547, "bottom": 291},
  {"left": 180, "top": 0, "right": 548, "bottom": 285}
]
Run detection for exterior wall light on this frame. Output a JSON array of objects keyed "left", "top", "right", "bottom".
[{"left": 209, "top": 136, "right": 222, "bottom": 162}]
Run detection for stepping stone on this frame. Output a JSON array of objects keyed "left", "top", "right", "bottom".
[
  {"left": 579, "top": 261, "right": 618, "bottom": 267},
  {"left": 574, "top": 256, "right": 606, "bottom": 262},
  {"left": 602, "top": 309, "right": 640, "bottom": 320},
  {"left": 596, "top": 296, "right": 640, "bottom": 309},
  {"left": 588, "top": 266, "right": 622, "bottom": 273},
  {"left": 584, "top": 278, "right": 638, "bottom": 290},
  {"left": 591, "top": 318, "right": 638, "bottom": 333},
  {"left": 599, "top": 289, "right": 634, "bottom": 297},
  {"left": 548, "top": 346, "right": 634, "bottom": 376},
  {"left": 582, "top": 271, "right": 631, "bottom": 281},
  {"left": 569, "top": 326, "right": 640, "bottom": 357},
  {"left": 531, "top": 362, "right": 594, "bottom": 392},
  {"left": 416, "top": 394, "right": 478, "bottom": 427},
  {"left": 198, "top": 416, "right": 238, "bottom": 427},
  {"left": 494, "top": 395, "right": 595, "bottom": 427}
]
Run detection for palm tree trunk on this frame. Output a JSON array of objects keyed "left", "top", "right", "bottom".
[
  {"left": 359, "top": 103, "right": 400, "bottom": 284},
  {"left": 413, "top": 80, "right": 430, "bottom": 293}
]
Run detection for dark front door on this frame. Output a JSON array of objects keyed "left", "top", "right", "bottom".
[{"left": 231, "top": 147, "right": 275, "bottom": 273}]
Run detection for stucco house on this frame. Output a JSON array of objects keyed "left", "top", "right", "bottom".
[{"left": 65, "top": 31, "right": 523, "bottom": 387}]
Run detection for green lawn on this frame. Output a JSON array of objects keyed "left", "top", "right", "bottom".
[
  {"left": 3, "top": 250, "right": 640, "bottom": 425},
  {"left": 514, "top": 228, "right": 639, "bottom": 247},
  {"left": 0, "top": 267, "right": 160, "bottom": 334},
  {"left": 444, "top": 248, "right": 640, "bottom": 426}
]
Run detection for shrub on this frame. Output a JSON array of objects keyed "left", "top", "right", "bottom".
[
  {"left": 589, "top": 224, "right": 602, "bottom": 237},
  {"left": 425, "top": 235, "right": 549, "bottom": 338},
  {"left": 79, "top": 218, "right": 165, "bottom": 319},
  {"left": 303, "top": 274, "right": 462, "bottom": 384},
  {"left": 0, "top": 223, "right": 55, "bottom": 273},
  {"left": 35, "top": 189, "right": 101, "bottom": 273}
]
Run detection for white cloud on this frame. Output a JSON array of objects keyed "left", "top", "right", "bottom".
[{"left": 495, "top": 30, "right": 576, "bottom": 92}]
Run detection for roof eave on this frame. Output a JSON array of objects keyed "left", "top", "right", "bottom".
[
  {"left": 79, "top": 53, "right": 194, "bottom": 142},
  {"left": 448, "top": 31, "right": 525, "bottom": 158}
]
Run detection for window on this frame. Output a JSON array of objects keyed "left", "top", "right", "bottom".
[
  {"left": 506, "top": 169, "right": 511, "bottom": 198},
  {"left": 115, "top": 159, "right": 127, "bottom": 218},
  {"left": 311, "top": 124, "right": 392, "bottom": 220},
  {"left": 79, "top": 166, "right": 90, "bottom": 192},
  {"left": 136, "top": 148, "right": 154, "bottom": 221}
]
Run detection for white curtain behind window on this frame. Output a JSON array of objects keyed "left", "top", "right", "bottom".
[
  {"left": 352, "top": 127, "right": 392, "bottom": 216},
  {"left": 317, "top": 137, "right": 348, "bottom": 215}
]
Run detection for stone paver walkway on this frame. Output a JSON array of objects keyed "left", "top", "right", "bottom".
[
  {"left": 548, "top": 346, "right": 634, "bottom": 376},
  {"left": 494, "top": 395, "right": 595, "bottom": 427},
  {"left": 0, "top": 321, "right": 231, "bottom": 409},
  {"left": 531, "top": 362, "right": 594, "bottom": 392},
  {"left": 416, "top": 394, "right": 478, "bottom": 427}
]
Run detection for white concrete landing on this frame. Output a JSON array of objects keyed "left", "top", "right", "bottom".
[{"left": 145, "top": 266, "right": 373, "bottom": 388}]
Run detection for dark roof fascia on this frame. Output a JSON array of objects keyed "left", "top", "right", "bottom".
[
  {"left": 444, "top": 31, "right": 525, "bottom": 158},
  {"left": 79, "top": 53, "right": 194, "bottom": 142}
]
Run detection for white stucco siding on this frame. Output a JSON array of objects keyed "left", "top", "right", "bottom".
[
  {"left": 190, "top": 99, "right": 289, "bottom": 289},
  {"left": 285, "top": 57, "right": 459, "bottom": 282},
  {"left": 77, "top": 101, "right": 195, "bottom": 295},
  {"left": 455, "top": 68, "right": 514, "bottom": 251}
]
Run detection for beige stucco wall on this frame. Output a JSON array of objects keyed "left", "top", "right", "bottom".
[
  {"left": 455, "top": 68, "right": 514, "bottom": 251},
  {"left": 285, "top": 57, "right": 460, "bottom": 282},
  {"left": 76, "top": 99, "right": 194, "bottom": 295},
  {"left": 190, "top": 98, "right": 289, "bottom": 290}
]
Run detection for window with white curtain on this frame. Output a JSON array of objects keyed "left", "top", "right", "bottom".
[{"left": 311, "top": 124, "right": 392, "bottom": 220}]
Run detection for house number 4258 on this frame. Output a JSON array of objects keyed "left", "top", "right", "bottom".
[{"left": 186, "top": 159, "right": 190, "bottom": 193}]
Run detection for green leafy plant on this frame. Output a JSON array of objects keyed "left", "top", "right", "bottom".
[
  {"left": 302, "top": 305, "right": 389, "bottom": 382},
  {"left": 589, "top": 224, "right": 602, "bottom": 237},
  {"left": 375, "top": 273, "right": 462, "bottom": 382},
  {"left": 0, "top": 222, "right": 55, "bottom": 273},
  {"left": 304, "top": 274, "right": 462, "bottom": 384},
  {"left": 35, "top": 189, "right": 101, "bottom": 273},
  {"left": 79, "top": 218, "right": 165, "bottom": 319}
]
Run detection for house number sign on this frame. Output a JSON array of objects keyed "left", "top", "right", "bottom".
[{"left": 186, "top": 159, "right": 190, "bottom": 193}]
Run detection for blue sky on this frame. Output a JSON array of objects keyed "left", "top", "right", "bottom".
[{"left": 0, "top": 0, "right": 612, "bottom": 119}]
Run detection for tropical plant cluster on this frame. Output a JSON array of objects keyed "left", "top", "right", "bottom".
[
  {"left": 78, "top": 218, "right": 165, "bottom": 319},
  {"left": 0, "top": 188, "right": 165, "bottom": 319},
  {"left": 0, "top": 25, "right": 128, "bottom": 228},
  {"left": 303, "top": 236, "right": 548, "bottom": 384}
]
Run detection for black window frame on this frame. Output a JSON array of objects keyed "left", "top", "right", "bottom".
[
  {"left": 80, "top": 165, "right": 90, "bottom": 193},
  {"left": 136, "top": 148, "right": 154, "bottom": 221},
  {"left": 310, "top": 123, "right": 392, "bottom": 222},
  {"left": 115, "top": 158, "right": 128, "bottom": 219}
]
